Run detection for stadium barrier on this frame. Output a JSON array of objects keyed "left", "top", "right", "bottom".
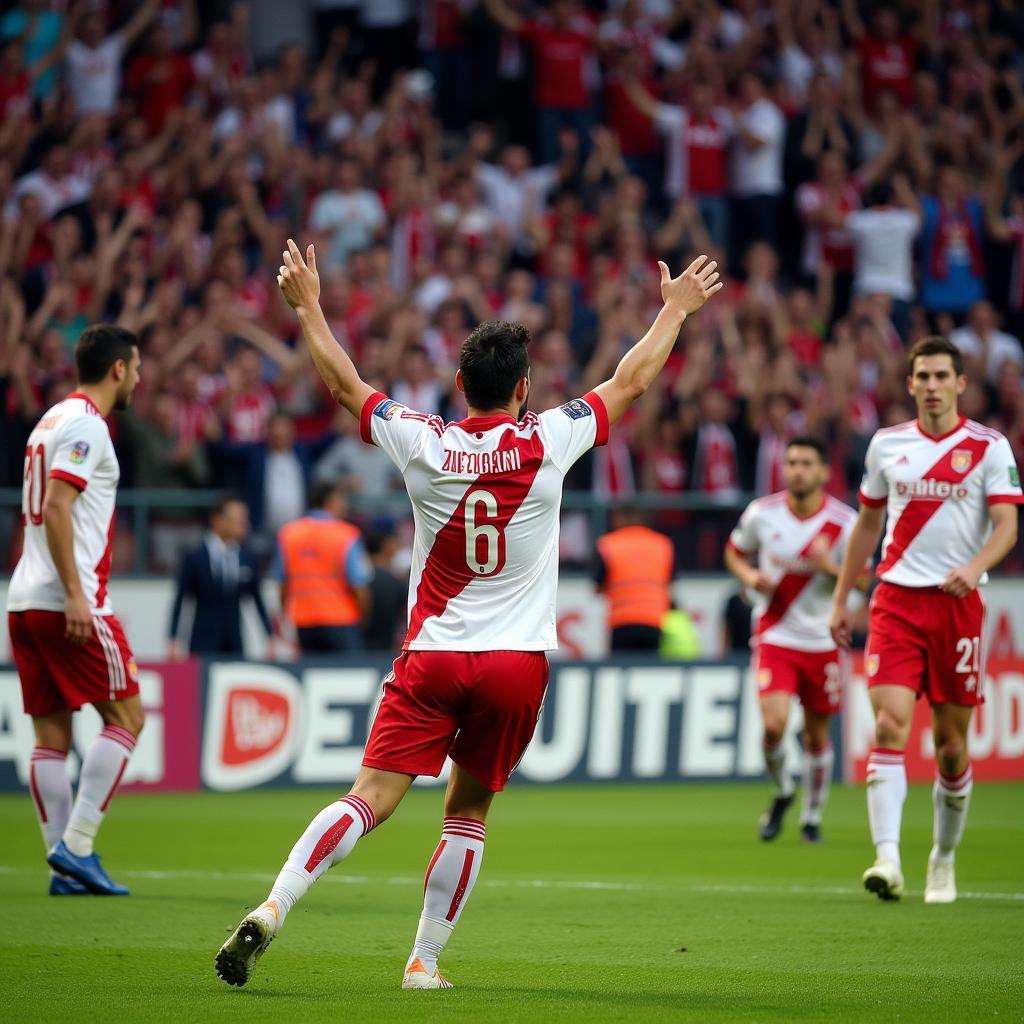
[{"left": 2, "top": 657, "right": 1022, "bottom": 793}]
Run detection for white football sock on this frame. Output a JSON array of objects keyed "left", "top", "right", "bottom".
[
  {"left": 867, "top": 747, "right": 906, "bottom": 868},
  {"left": 763, "top": 739, "right": 794, "bottom": 798},
  {"left": 260, "top": 794, "right": 376, "bottom": 933},
  {"left": 408, "top": 817, "right": 486, "bottom": 974},
  {"left": 63, "top": 725, "right": 136, "bottom": 857},
  {"left": 932, "top": 764, "right": 973, "bottom": 865},
  {"left": 800, "top": 744, "right": 834, "bottom": 827},
  {"left": 29, "top": 747, "right": 72, "bottom": 851}
]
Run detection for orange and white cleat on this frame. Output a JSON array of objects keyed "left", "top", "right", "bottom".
[{"left": 402, "top": 958, "right": 454, "bottom": 990}]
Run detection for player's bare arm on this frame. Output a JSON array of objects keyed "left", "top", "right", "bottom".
[
  {"left": 829, "top": 504, "right": 884, "bottom": 648},
  {"left": 277, "top": 239, "right": 375, "bottom": 420},
  {"left": 594, "top": 256, "right": 722, "bottom": 424},
  {"left": 809, "top": 537, "right": 870, "bottom": 592},
  {"left": 723, "top": 543, "right": 773, "bottom": 595},
  {"left": 42, "top": 477, "right": 92, "bottom": 645},
  {"left": 940, "top": 503, "right": 1018, "bottom": 598}
]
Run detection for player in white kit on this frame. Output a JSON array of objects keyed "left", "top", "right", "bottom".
[
  {"left": 830, "top": 336, "right": 1021, "bottom": 903},
  {"left": 215, "top": 240, "right": 722, "bottom": 989},
  {"left": 6, "top": 326, "right": 144, "bottom": 896},
  {"left": 726, "top": 437, "right": 861, "bottom": 844}
]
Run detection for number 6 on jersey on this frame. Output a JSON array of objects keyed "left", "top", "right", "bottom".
[{"left": 464, "top": 488, "right": 504, "bottom": 576}]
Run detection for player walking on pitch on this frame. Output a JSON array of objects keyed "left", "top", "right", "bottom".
[
  {"left": 215, "top": 240, "right": 721, "bottom": 989},
  {"left": 830, "top": 337, "right": 1021, "bottom": 903},
  {"left": 725, "top": 438, "right": 862, "bottom": 843},
  {"left": 6, "top": 326, "right": 145, "bottom": 896}
]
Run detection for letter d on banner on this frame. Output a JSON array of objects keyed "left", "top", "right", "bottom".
[{"left": 202, "top": 663, "right": 302, "bottom": 790}]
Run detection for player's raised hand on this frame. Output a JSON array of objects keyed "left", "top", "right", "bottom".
[
  {"left": 660, "top": 255, "right": 723, "bottom": 317},
  {"left": 64, "top": 592, "right": 93, "bottom": 645},
  {"left": 277, "top": 239, "right": 320, "bottom": 312},
  {"left": 828, "top": 598, "right": 852, "bottom": 650},
  {"left": 940, "top": 563, "right": 981, "bottom": 598}
]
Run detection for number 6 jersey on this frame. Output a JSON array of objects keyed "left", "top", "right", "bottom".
[
  {"left": 360, "top": 390, "right": 610, "bottom": 651},
  {"left": 7, "top": 393, "right": 120, "bottom": 616}
]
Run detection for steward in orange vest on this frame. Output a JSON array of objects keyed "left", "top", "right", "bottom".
[
  {"left": 595, "top": 507, "right": 674, "bottom": 652},
  {"left": 275, "top": 482, "right": 373, "bottom": 653}
]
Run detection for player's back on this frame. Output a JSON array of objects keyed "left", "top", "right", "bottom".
[
  {"left": 7, "top": 392, "right": 120, "bottom": 616},
  {"left": 360, "top": 392, "right": 608, "bottom": 651}
]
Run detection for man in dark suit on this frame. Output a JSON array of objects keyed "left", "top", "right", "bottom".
[{"left": 167, "top": 496, "right": 273, "bottom": 657}]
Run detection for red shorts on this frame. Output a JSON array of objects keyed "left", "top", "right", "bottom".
[
  {"left": 866, "top": 582, "right": 985, "bottom": 706},
  {"left": 8, "top": 610, "right": 139, "bottom": 717},
  {"left": 362, "top": 649, "right": 550, "bottom": 792},
  {"left": 753, "top": 643, "right": 843, "bottom": 715}
]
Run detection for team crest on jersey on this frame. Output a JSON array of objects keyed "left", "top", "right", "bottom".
[
  {"left": 69, "top": 441, "right": 90, "bottom": 464},
  {"left": 951, "top": 448, "right": 973, "bottom": 474},
  {"left": 373, "top": 399, "right": 401, "bottom": 421},
  {"left": 867, "top": 653, "right": 880, "bottom": 677},
  {"left": 560, "top": 398, "right": 591, "bottom": 421}
]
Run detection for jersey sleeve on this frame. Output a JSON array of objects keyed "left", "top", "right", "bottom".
[
  {"left": 537, "top": 391, "right": 609, "bottom": 474},
  {"left": 359, "top": 391, "right": 438, "bottom": 472},
  {"left": 983, "top": 435, "right": 1024, "bottom": 505},
  {"left": 49, "top": 414, "right": 110, "bottom": 491},
  {"left": 858, "top": 435, "right": 888, "bottom": 507},
  {"left": 727, "top": 502, "right": 759, "bottom": 555}
]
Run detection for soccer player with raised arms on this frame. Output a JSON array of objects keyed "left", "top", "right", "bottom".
[
  {"left": 215, "top": 240, "right": 722, "bottom": 988},
  {"left": 830, "top": 336, "right": 1022, "bottom": 903},
  {"left": 725, "top": 438, "right": 861, "bottom": 844},
  {"left": 6, "top": 326, "right": 145, "bottom": 896}
]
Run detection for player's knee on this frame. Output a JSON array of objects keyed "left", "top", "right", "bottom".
[
  {"left": 762, "top": 722, "right": 785, "bottom": 746},
  {"left": 934, "top": 735, "right": 967, "bottom": 774},
  {"left": 873, "top": 708, "right": 908, "bottom": 749}
]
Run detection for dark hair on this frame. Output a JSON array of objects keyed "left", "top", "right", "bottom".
[
  {"left": 364, "top": 526, "right": 394, "bottom": 557},
  {"left": 210, "top": 494, "right": 245, "bottom": 521},
  {"left": 74, "top": 325, "right": 137, "bottom": 384},
  {"left": 907, "top": 336, "right": 964, "bottom": 376},
  {"left": 865, "top": 179, "right": 894, "bottom": 207},
  {"left": 458, "top": 320, "right": 531, "bottom": 411},
  {"left": 786, "top": 436, "right": 829, "bottom": 463},
  {"left": 309, "top": 480, "right": 341, "bottom": 510}
]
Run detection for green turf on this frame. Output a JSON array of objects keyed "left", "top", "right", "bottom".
[{"left": 1, "top": 781, "right": 1022, "bottom": 1023}]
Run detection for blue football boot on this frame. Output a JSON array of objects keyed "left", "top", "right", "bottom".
[
  {"left": 47, "top": 841, "right": 130, "bottom": 896},
  {"left": 49, "top": 873, "right": 92, "bottom": 895}
]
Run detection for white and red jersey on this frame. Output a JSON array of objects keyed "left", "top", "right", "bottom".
[
  {"left": 728, "top": 492, "right": 858, "bottom": 652},
  {"left": 7, "top": 393, "right": 120, "bottom": 617},
  {"left": 359, "top": 390, "right": 610, "bottom": 651},
  {"left": 859, "top": 417, "right": 1024, "bottom": 587}
]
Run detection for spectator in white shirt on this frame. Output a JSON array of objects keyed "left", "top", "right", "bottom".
[
  {"left": 12, "top": 143, "right": 89, "bottom": 221},
  {"left": 730, "top": 72, "right": 786, "bottom": 261},
  {"left": 309, "top": 158, "right": 386, "bottom": 268},
  {"left": 65, "top": 0, "right": 159, "bottom": 116},
  {"left": 950, "top": 301, "right": 1024, "bottom": 384},
  {"left": 846, "top": 175, "right": 922, "bottom": 339}
]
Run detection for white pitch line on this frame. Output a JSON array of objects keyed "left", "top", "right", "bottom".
[{"left": 1, "top": 865, "right": 1021, "bottom": 902}]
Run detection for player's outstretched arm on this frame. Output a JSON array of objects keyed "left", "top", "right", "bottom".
[
  {"left": 277, "top": 239, "right": 374, "bottom": 420},
  {"left": 829, "top": 505, "right": 884, "bottom": 647},
  {"left": 941, "top": 503, "right": 1018, "bottom": 598},
  {"left": 42, "top": 478, "right": 92, "bottom": 645},
  {"left": 593, "top": 256, "right": 722, "bottom": 425}
]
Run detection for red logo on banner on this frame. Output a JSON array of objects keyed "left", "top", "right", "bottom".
[{"left": 222, "top": 688, "right": 291, "bottom": 766}]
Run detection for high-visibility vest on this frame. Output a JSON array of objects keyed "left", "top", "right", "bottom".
[
  {"left": 278, "top": 516, "right": 362, "bottom": 628},
  {"left": 660, "top": 608, "right": 701, "bottom": 660},
  {"left": 596, "top": 525, "right": 674, "bottom": 629}
]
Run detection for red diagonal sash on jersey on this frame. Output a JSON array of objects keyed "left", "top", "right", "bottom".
[
  {"left": 757, "top": 519, "right": 844, "bottom": 635},
  {"left": 876, "top": 435, "right": 989, "bottom": 576},
  {"left": 404, "top": 431, "right": 545, "bottom": 647}
]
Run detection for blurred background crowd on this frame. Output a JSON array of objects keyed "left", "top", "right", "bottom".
[{"left": 2, "top": 0, "right": 1024, "bottom": 578}]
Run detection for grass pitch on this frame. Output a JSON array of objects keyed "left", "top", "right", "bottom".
[{"left": 1, "top": 781, "right": 1021, "bottom": 1023}]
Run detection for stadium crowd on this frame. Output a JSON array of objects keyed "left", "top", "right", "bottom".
[{"left": 2, "top": 0, "right": 1024, "bottom": 571}]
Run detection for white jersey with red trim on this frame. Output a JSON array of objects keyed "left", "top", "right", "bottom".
[
  {"left": 729, "top": 492, "right": 857, "bottom": 652},
  {"left": 360, "top": 389, "right": 610, "bottom": 651},
  {"left": 7, "top": 394, "right": 120, "bottom": 616},
  {"left": 859, "top": 417, "right": 1023, "bottom": 587}
]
